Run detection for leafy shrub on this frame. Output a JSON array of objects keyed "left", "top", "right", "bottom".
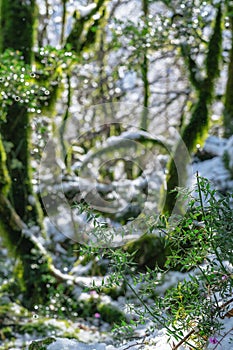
[{"left": 98, "top": 175, "right": 233, "bottom": 349}]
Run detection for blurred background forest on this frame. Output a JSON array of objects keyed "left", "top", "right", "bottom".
[{"left": 0, "top": 0, "right": 233, "bottom": 349}]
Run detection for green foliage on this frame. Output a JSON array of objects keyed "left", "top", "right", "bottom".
[
  {"left": 29, "top": 337, "right": 56, "bottom": 350},
  {"left": 0, "top": 1, "right": 233, "bottom": 348},
  {"left": 0, "top": 0, "right": 36, "bottom": 63},
  {"left": 124, "top": 234, "right": 168, "bottom": 271},
  {"left": 182, "top": 4, "right": 222, "bottom": 151},
  {"left": 66, "top": 0, "right": 107, "bottom": 54},
  {"left": 0, "top": 50, "right": 44, "bottom": 113},
  {"left": 0, "top": 135, "right": 11, "bottom": 195},
  {"left": 19, "top": 321, "right": 59, "bottom": 336},
  {"left": 97, "top": 302, "right": 126, "bottom": 324},
  {"left": 0, "top": 47, "right": 74, "bottom": 116},
  {"left": 97, "top": 176, "right": 233, "bottom": 349},
  {"left": 0, "top": 327, "right": 13, "bottom": 340},
  {"left": 164, "top": 4, "right": 223, "bottom": 214},
  {"left": 34, "top": 279, "right": 80, "bottom": 320},
  {"left": 111, "top": 14, "right": 169, "bottom": 66}
]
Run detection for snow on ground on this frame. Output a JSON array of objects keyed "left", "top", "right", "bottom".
[
  {"left": 1, "top": 135, "right": 232, "bottom": 349},
  {"left": 192, "top": 135, "right": 233, "bottom": 194},
  {"left": 39, "top": 135, "right": 233, "bottom": 350},
  {"left": 32, "top": 315, "right": 233, "bottom": 350},
  {"left": 47, "top": 339, "right": 106, "bottom": 350},
  {"left": 41, "top": 135, "right": 233, "bottom": 350}
]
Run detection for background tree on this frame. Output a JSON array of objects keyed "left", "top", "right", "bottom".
[
  {"left": 223, "top": 1, "right": 233, "bottom": 137},
  {"left": 0, "top": 0, "right": 42, "bottom": 225},
  {"left": 0, "top": 0, "right": 232, "bottom": 311},
  {"left": 163, "top": 2, "right": 223, "bottom": 214},
  {"left": 0, "top": 0, "right": 109, "bottom": 307},
  {"left": 0, "top": 0, "right": 51, "bottom": 307}
]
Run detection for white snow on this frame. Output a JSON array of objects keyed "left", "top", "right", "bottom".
[
  {"left": 122, "top": 71, "right": 137, "bottom": 90},
  {"left": 203, "top": 135, "right": 228, "bottom": 156},
  {"left": 192, "top": 136, "right": 233, "bottom": 193},
  {"left": 75, "top": 3, "right": 97, "bottom": 18},
  {"left": 47, "top": 338, "right": 106, "bottom": 350},
  {"left": 224, "top": 135, "right": 233, "bottom": 172}
]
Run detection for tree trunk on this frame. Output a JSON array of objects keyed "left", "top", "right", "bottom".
[
  {"left": 223, "top": 4, "right": 233, "bottom": 138},
  {"left": 140, "top": 0, "right": 150, "bottom": 131},
  {"left": 66, "top": 0, "right": 107, "bottom": 54},
  {"left": 0, "top": 0, "right": 49, "bottom": 308},
  {"left": 0, "top": 0, "right": 42, "bottom": 225},
  {"left": 163, "top": 6, "right": 222, "bottom": 215}
]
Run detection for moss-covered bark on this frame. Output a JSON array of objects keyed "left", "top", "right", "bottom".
[
  {"left": 124, "top": 234, "right": 167, "bottom": 271},
  {"left": 0, "top": 0, "right": 42, "bottom": 225},
  {"left": 1, "top": 103, "right": 43, "bottom": 225},
  {"left": 65, "top": 0, "right": 107, "bottom": 54},
  {"left": 0, "top": 135, "right": 11, "bottom": 196},
  {"left": 140, "top": 0, "right": 150, "bottom": 131},
  {"left": 0, "top": 193, "right": 51, "bottom": 307},
  {"left": 163, "top": 6, "right": 222, "bottom": 214},
  {"left": 223, "top": 4, "right": 233, "bottom": 138},
  {"left": 0, "top": 0, "right": 51, "bottom": 308},
  {"left": 60, "top": 0, "right": 67, "bottom": 46},
  {"left": 0, "top": 141, "right": 50, "bottom": 308},
  {"left": 0, "top": 0, "right": 36, "bottom": 64},
  {"left": 61, "top": 0, "right": 108, "bottom": 163}
]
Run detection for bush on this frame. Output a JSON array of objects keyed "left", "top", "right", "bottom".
[{"left": 100, "top": 175, "right": 233, "bottom": 349}]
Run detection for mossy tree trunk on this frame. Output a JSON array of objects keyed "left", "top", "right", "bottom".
[
  {"left": 59, "top": 0, "right": 108, "bottom": 162},
  {"left": 163, "top": 5, "right": 222, "bottom": 215},
  {"left": 0, "top": 135, "right": 11, "bottom": 196},
  {"left": 223, "top": 3, "right": 233, "bottom": 138},
  {"left": 140, "top": 0, "right": 150, "bottom": 131},
  {"left": 0, "top": 0, "right": 50, "bottom": 308},
  {"left": 0, "top": 0, "right": 42, "bottom": 225},
  {"left": 0, "top": 0, "right": 35, "bottom": 63},
  {"left": 65, "top": 0, "right": 107, "bottom": 54}
]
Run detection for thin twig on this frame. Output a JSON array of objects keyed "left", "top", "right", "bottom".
[
  {"left": 125, "top": 279, "right": 198, "bottom": 350},
  {"left": 218, "top": 297, "right": 233, "bottom": 319},
  {"left": 121, "top": 335, "right": 146, "bottom": 350},
  {"left": 172, "top": 329, "right": 195, "bottom": 350},
  {"left": 212, "top": 327, "right": 233, "bottom": 350}
]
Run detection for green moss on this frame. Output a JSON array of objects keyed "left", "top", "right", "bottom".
[
  {"left": 19, "top": 320, "right": 59, "bottom": 336},
  {"left": 73, "top": 255, "right": 108, "bottom": 276},
  {"left": 78, "top": 294, "right": 100, "bottom": 318},
  {"left": 0, "top": 326, "right": 14, "bottom": 340},
  {"left": 102, "top": 283, "right": 126, "bottom": 300},
  {"left": 0, "top": 300, "right": 27, "bottom": 313},
  {"left": 1, "top": 0, "right": 36, "bottom": 63},
  {"left": 182, "top": 7, "right": 222, "bottom": 149},
  {"left": 206, "top": 6, "right": 222, "bottom": 84},
  {"left": 124, "top": 234, "right": 167, "bottom": 271},
  {"left": 61, "top": 332, "right": 80, "bottom": 340},
  {"left": 0, "top": 0, "right": 44, "bottom": 227},
  {"left": 97, "top": 302, "right": 126, "bottom": 324},
  {"left": 0, "top": 135, "right": 11, "bottom": 196},
  {"left": 181, "top": 93, "right": 209, "bottom": 153},
  {"left": 29, "top": 337, "right": 56, "bottom": 350},
  {"left": 164, "top": 6, "right": 223, "bottom": 215},
  {"left": 65, "top": 0, "right": 107, "bottom": 54}
]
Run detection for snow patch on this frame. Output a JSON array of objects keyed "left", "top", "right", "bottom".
[
  {"left": 75, "top": 3, "right": 97, "bottom": 18},
  {"left": 47, "top": 338, "right": 106, "bottom": 350},
  {"left": 224, "top": 135, "right": 233, "bottom": 172}
]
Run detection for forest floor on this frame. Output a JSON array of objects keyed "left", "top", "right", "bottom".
[{"left": 0, "top": 135, "right": 233, "bottom": 350}]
